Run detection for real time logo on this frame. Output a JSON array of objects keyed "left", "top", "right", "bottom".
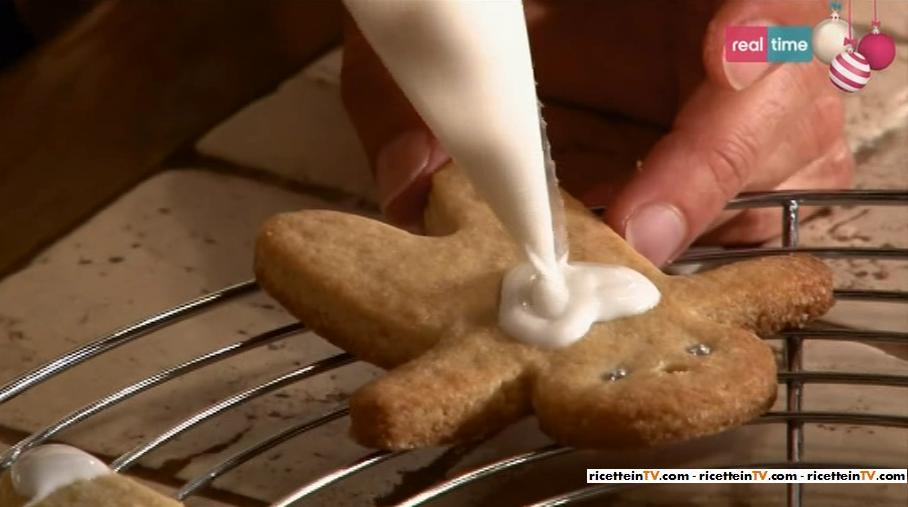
[{"left": 725, "top": 26, "right": 813, "bottom": 62}]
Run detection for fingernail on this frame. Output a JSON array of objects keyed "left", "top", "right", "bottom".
[
  {"left": 625, "top": 203, "right": 688, "bottom": 266},
  {"left": 375, "top": 130, "right": 433, "bottom": 213},
  {"left": 723, "top": 19, "right": 776, "bottom": 90}
]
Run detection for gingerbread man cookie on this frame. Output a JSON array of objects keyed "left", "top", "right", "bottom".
[{"left": 255, "top": 164, "right": 833, "bottom": 450}]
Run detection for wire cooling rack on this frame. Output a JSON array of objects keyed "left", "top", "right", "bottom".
[{"left": 1, "top": 190, "right": 906, "bottom": 506}]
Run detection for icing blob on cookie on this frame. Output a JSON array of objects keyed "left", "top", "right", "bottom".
[{"left": 500, "top": 261, "right": 661, "bottom": 349}]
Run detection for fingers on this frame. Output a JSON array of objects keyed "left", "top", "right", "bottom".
[
  {"left": 604, "top": 53, "right": 840, "bottom": 266},
  {"left": 542, "top": 104, "right": 664, "bottom": 206},
  {"left": 701, "top": 138, "right": 853, "bottom": 245},
  {"left": 702, "top": 0, "right": 827, "bottom": 91},
  {"left": 737, "top": 90, "right": 846, "bottom": 190},
  {"left": 340, "top": 14, "right": 448, "bottom": 227},
  {"left": 527, "top": 1, "right": 694, "bottom": 126},
  {"left": 699, "top": 86, "right": 847, "bottom": 237}
]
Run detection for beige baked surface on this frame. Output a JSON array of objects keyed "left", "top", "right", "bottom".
[
  {"left": 0, "top": 472, "right": 181, "bottom": 507},
  {"left": 255, "top": 163, "right": 834, "bottom": 450}
]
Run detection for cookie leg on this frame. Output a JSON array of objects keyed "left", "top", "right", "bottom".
[
  {"left": 673, "top": 255, "right": 834, "bottom": 335},
  {"left": 349, "top": 331, "right": 539, "bottom": 449}
]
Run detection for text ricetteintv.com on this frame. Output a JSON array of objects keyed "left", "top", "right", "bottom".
[{"left": 587, "top": 468, "right": 908, "bottom": 484}]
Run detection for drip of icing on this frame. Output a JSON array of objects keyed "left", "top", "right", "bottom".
[
  {"left": 11, "top": 444, "right": 110, "bottom": 506},
  {"left": 344, "top": 0, "right": 660, "bottom": 347}
]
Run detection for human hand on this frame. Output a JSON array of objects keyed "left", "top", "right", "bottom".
[{"left": 341, "top": 0, "right": 852, "bottom": 265}]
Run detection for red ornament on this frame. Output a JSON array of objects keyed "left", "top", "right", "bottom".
[{"left": 858, "top": 27, "right": 896, "bottom": 70}]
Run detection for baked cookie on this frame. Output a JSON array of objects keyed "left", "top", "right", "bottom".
[
  {"left": 0, "top": 445, "right": 181, "bottom": 507},
  {"left": 255, "top": 164, "right": 834, "bottom": 449}
]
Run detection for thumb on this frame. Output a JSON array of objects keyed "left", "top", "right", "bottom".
[
  {"left": 604, "top": 58, "right": 825, "bottom": 265},
  {"left": 341, "top": 15, "right": 449, "bottom": 227}
]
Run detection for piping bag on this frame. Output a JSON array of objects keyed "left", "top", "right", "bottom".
[
  {"left": 343, "top": 0, "right": 661, "bottom": 348},
  {"left": 343, "top": 0, "right": 570, "bottom": 314}
]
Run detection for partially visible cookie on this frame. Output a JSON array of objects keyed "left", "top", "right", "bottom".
[
  {"left": 255, "top": 163, "right": 834, "bottom": 449},
  {"left": 0, "top": 474, "right": 181, "bottom": 507},
  {"left": 0, "top": 445, "right": 181, "bottom": 507}
]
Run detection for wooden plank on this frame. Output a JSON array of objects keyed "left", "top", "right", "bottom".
[{"left": 0, "top": 0, "right": 342, "bottom": 276}]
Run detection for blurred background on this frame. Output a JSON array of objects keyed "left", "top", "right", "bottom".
[{"left": 1, "top": 0, "right": 906, "bottom": 278}]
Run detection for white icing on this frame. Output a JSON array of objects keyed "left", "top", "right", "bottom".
[
  {"left": 344, "top": 0, "right": 660, "bottom": 347},
  {"left": 11, "top": 444, "right": 110, "bottom": 506},
  {"left": 501, "top": 261, "right": 660, "bottom": 349}
]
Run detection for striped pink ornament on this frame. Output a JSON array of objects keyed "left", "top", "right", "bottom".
[{"left": 828, "top": 50, "right": 871, "bottom": 93}]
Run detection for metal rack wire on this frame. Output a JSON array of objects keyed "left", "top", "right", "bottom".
[{"left": 1, "top": 190, "right": 906, "bottom": 506}]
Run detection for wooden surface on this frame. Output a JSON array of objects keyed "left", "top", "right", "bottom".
[{"left": 0, "top": 0, "right": 342, "bottom": 277}]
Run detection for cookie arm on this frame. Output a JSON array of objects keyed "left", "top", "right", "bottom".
[
  {"left": 256, "top": 210, "right": 466, "bottom": 367},
  {"left": 349, "top": 331, "right": 539, "bottom": 449},
  {"left": 673, "top": 255, "right": 834, "bottom": 335}
]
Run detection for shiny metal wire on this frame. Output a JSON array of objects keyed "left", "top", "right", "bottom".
[
  {"left": 0, "top": 323, "right": 306, "bottom": 469},
  {"left": 270, "top": 451, "right": 400, "bottom": 507},
  {"left": 176, "top": 407, "right": 352, "bottom": 500},
  {"left": 395, "top": 445, "right": 571, "bottom": 506},
  {"left": 111, "top": 353, "right": 357, "bottom": 472},
  {"left": 0, "top": 280, "right": 259, "bottom": 406},
  {"left": 0, "top": 189, "right": 905, "bottom": 506}
]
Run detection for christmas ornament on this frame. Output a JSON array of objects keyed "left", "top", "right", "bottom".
[
  {"left": 813, "top": 3, "right": 849, "bottom": 64},
  {"left": 827, "top": 0, "right": 872, "bottom": 94},
  {"left": 859, "top": 29, "right": 896, "bottom": 70},
  {"left": 857, "top": 1, "right": 896, "bottom": 70},
  {"left": 829, "top": 50, "right": 871, "bottom": 93}
]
